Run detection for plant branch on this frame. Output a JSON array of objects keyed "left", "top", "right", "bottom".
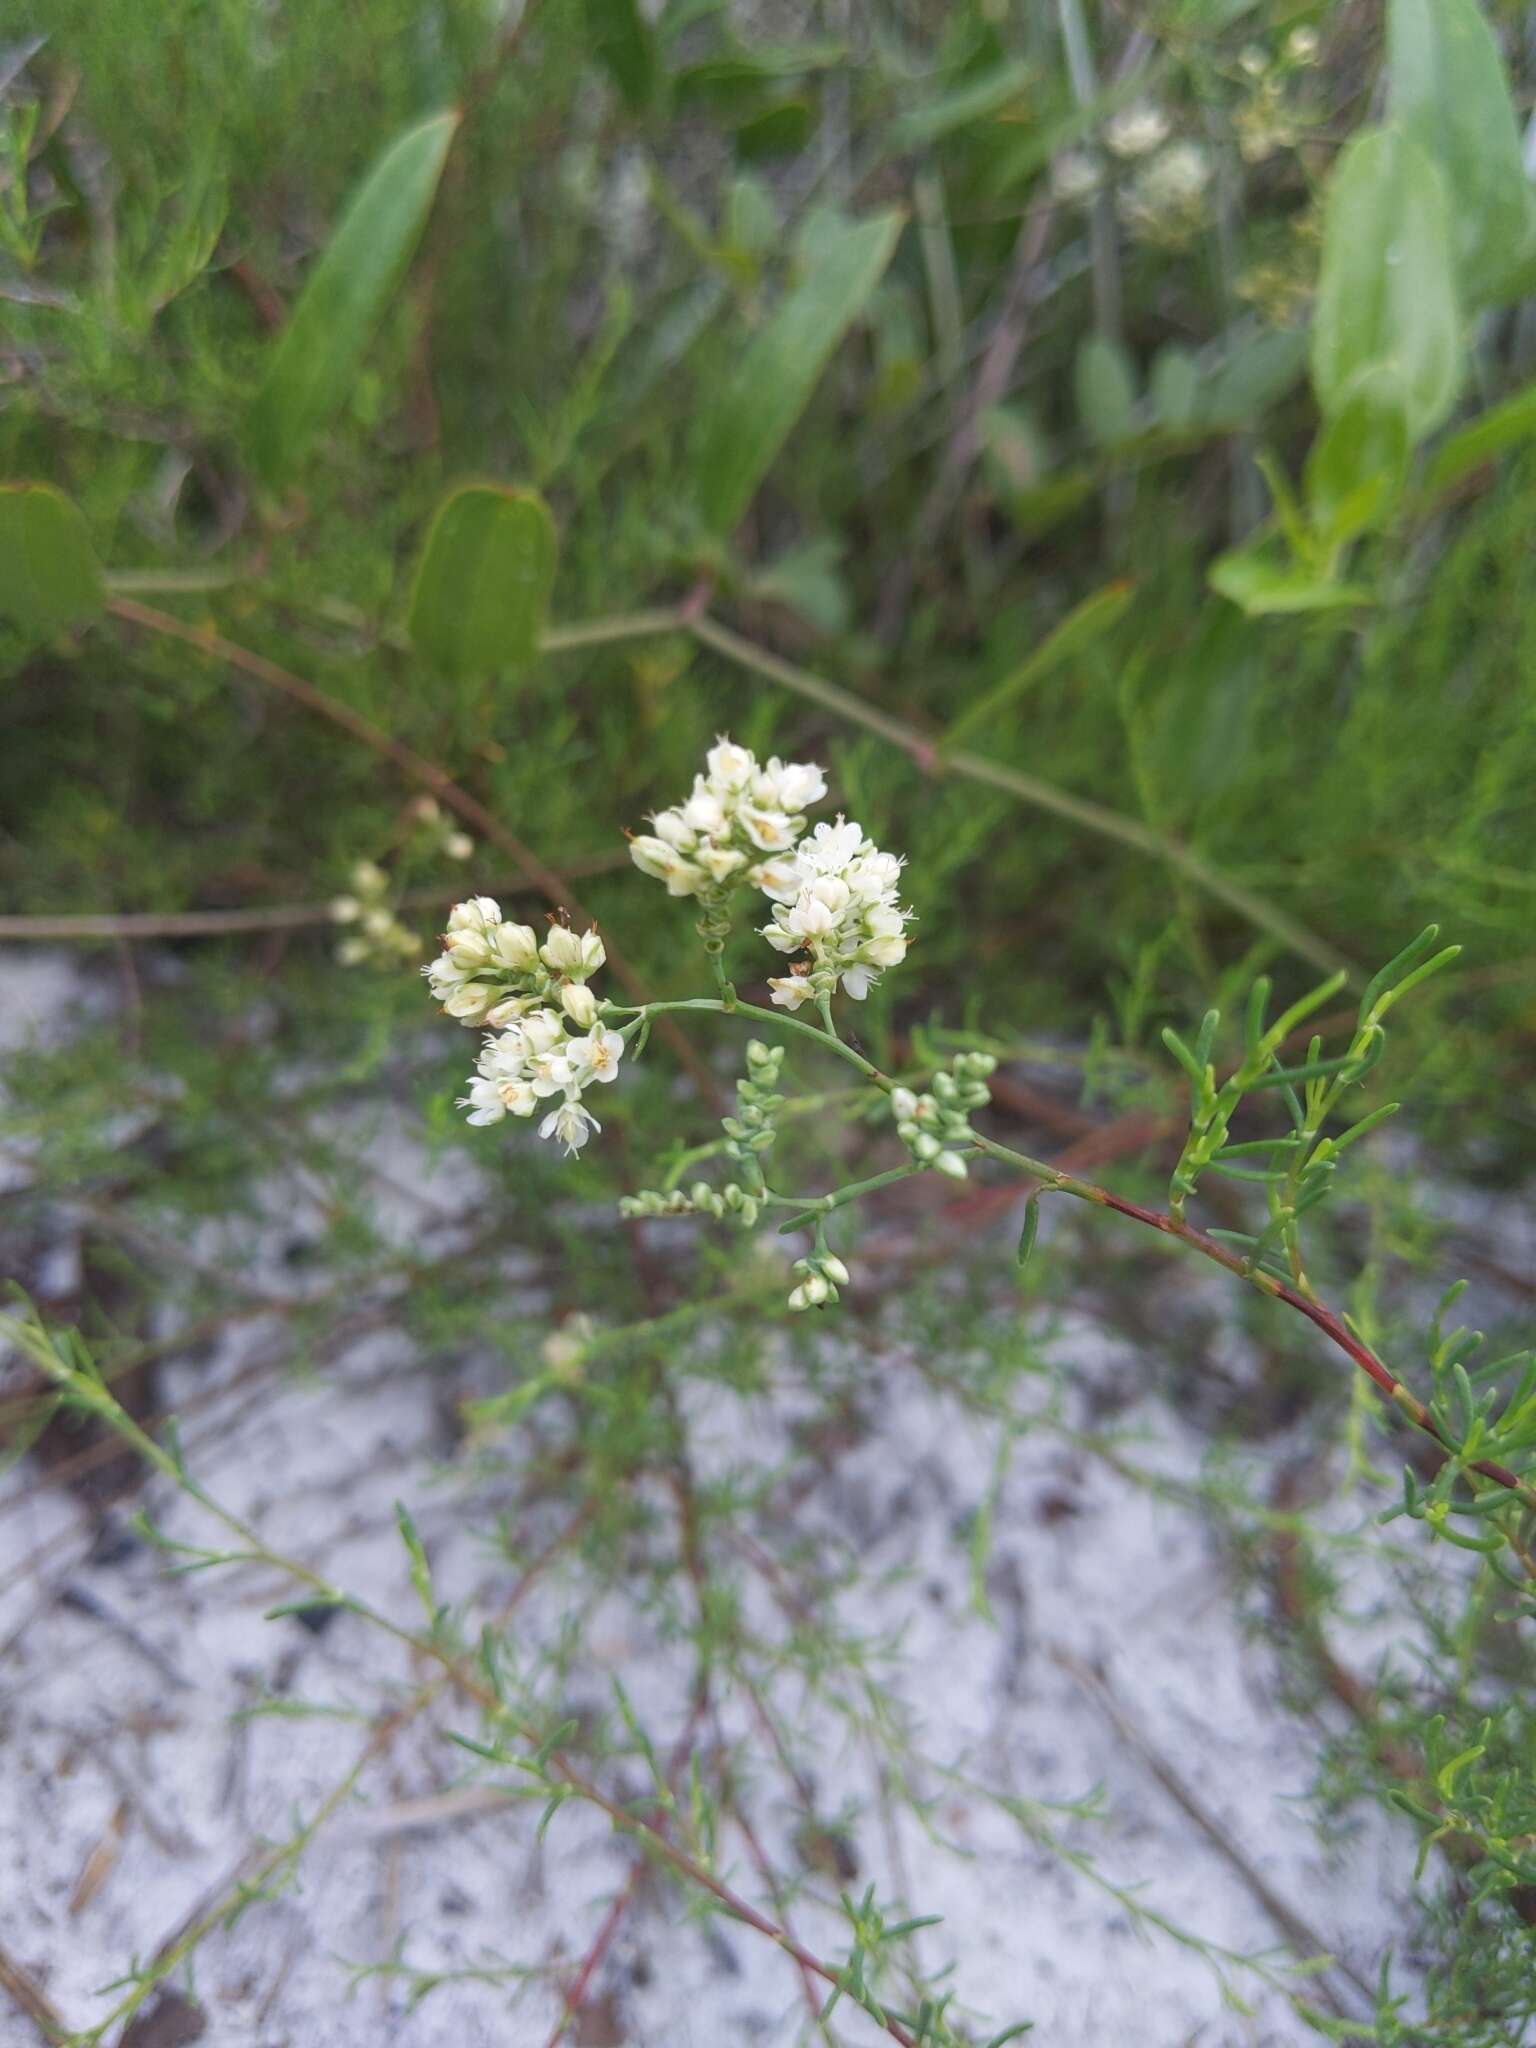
[{"left": 104, "top": 597, "right": 721, "bottom": 1108}]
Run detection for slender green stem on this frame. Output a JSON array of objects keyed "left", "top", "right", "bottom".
[
  {"left": 683, "top": 613, "right": 1356, "bottom": 983},
  {"left": 538, "top": 608, "right": 683, "bottom": 654},
  {"left": 774, "top": 1163, "right": 928, "bottom": 1233},
  {"left": 618, "top": 996, "right": 891, "bottom": 1087}
]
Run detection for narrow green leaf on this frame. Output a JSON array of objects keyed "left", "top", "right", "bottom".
[
  {"left": 888, "top": 59, "right": 1033, "bottom": 152},
  {"left": 1016, "top": 1191, "right": 1042, "bottom": 1270},
  {"left": 1389, "top": 0, "right": 1536, "bottom": 306},
  {"left": 1209, "top": 541, "right": 1371, "bottom": 616},
  {"left": 1423, "top": 379, "right": 1536, "bottom": 497},
  {"left": 1074, "top": 333, "right": 1137, "bottom": 448},
  {"left": 941, "top": 581, "right": 1132, "bottom": 752},
  {"left": 1310, "top": 126, "right": 1462, "bottom": 444},
  {"left": 408, "top": 484, "right": 558, "bottom": 677},
  {"left": 585, "top": 0, "right": 658, "bottom": 112},
  {"left": 247, "top": 109, "right": 460, "bottom": 486},
  {"left": 0, "top": 483, "right": 103, "bottom": 643},
  {"left": 695, "top": 205, "right": 904, "bottom": 533}
]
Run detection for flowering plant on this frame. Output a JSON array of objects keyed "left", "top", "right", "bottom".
[{"left": 421, "top": 736, "right": 1535, "bottom": 1585}]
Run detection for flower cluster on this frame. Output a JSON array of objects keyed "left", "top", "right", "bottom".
[
  {"left": 889, "top": 1051, "right": 997, "bottom": 1182},
  {"left": 628, "top": 738, "right": 827, "bottom": 903},
  {"left": 760, "top": 818, "right": 913, "bottom": 1009},
  {"left": 331, "top": 860, "right": 424, "bottom": 968},
  {"left": 425, "top": 897, "right": 605, "bottom": 1028},
  {"left": 1118, "top": 140, "right": 1213, "bottom": 246},
  {"left": 787, "top": 1247, "right": 849, "bottom": 1314},
  {"left": 425, "top": 898, "right": 622, "bottom": 1153}
]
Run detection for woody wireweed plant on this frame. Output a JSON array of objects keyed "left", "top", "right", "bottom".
[{"left": 422, "top": 733, "right": 1536, "bottom": 1563}]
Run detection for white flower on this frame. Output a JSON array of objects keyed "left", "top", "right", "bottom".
[
  {"left": 768, "top": 975, "right": 817, "bottom": 1009},
  {"left": 1051, "top": 149, "right": 1101, "bottom": 203},
  {"left": 705, "top": 738, "right": 755, "bottom": 792},
  {"left": 565, "top": 1026, "right": 625, "bottom": 1086},
  {"left": 445, "top": 831, "right": 474, "bottom": 860},
  {"left": 329, "top": 894, "right": 362, "bottom": 924},
  {"left": 540, "top": 1098, "right": 600, "bottom": 1155},
  {"left": 489, "top": 922, "right": 539, "bottom": 972},
  {"left": 1105, "top": 101, "right": 1171, "bottom": 159},
  {"left": 520, "top": 1008, "right": 565, "bottom": 1055},
  {"left": 540, "top": 926, "right": 605, "bottom": 979},
  {"left": 630, "top": 835, "right": 706, "bottom": 896},
  {"left": 739, "top": 805, "right": 797, "bottom": 852},
  {"left": 351, "top": 859, "right": 388, "bottom": 897},
  {"left": 448, "top": 895, "right": 501, "bottom": 931},
  {"left": 762, "top": 758, "right": 827, "bottom": 812},
  {"left": 682, "top": 786, "right": 729, "bottom": 837}
]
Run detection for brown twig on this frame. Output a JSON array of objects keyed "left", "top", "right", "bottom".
[
  {"left": 103, "top": 598, "right": 722, "bottom": 1107},
  {"left": 1051, "top": 1647, "right": 1371, "bottom": 2015},
  {"left": 0, "top": 862, "right": 630, "bottom": 942},
  {"left": 0, "top": 1944, "right": 68, "bottom": 2044}
]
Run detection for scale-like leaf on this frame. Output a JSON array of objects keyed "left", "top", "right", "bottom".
[
  {"left": 0, "top": 484, "right": 103, "bottom": 644},
  {"left": 408, "top": 484, "right": 558, "bottom": 677},
  {"left": 248, "top": 109, "right": 460, "bottom": 486},
  {"left": 1310, "top": 126, "right": 1461, "bottom": 444},
  {"left": 695, "top": 205, "right": 902, "bottom": 534}
]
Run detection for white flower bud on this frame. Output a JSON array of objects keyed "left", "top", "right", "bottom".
[
  {"left": 890, "top": 1087, "right": 919, "bottom": 1122},
  {"left": 561, "top": 981, "right": 598, "bottom": 1028},
  {"left": 934, "top": 1150, "right": 968, "bottom": 1180}
]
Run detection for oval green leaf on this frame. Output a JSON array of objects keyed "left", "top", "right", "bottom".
[
  {"left": 0, "top": 483, "right": 103, "bottom": 644},
  {"left": 1310, "top": 126, "right": 1462, "bottom": 445},
  {"left": 695, "top": 204, "right": 903, "bottom": 535},
  {"left": 1389, "top": 0, "right": 1536, "bottom": 307},
  {"left": 247, "top": 109, "right": 460, "bottom": 488},
  {"left": 1074, "top": 333, "right": 1137, "bottom": 448},
  {"left": 408, "top": 484, "right": 558, "bottom": 678}
]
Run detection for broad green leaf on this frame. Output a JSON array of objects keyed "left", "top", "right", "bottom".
[
  {"left": 1304, "top": 367, "right": 1411, "bottom": 547},
  {"left": 247, "top": 110, "right": 460, "bottom": 487},
  {"left": 1310, "top": 126, "right": 1462, "bottom": 444},
  {"left": 1209, "top": 540, "right": 1372, "bottom": 616},
  {"left": 1389, "top": 0, "right": 1536, "bottom": 306},
  {"left": 1423, "top": 378, "right": 1536, "bottom": 496},
  {"left": 1150, "top": 345, "right": 1202, "bottom": 433},
  {"left": 941, "top": 581, "right": 1133, "bottom": 752},
  {"left": 585, "top": 0, "right": 658, "bottom": 112},
  {"left": 407, "top": 485, "right": 557, "bottom": 677},
  {"left": 695, "top": 205, "right": 903, "bottom": 534},
  {"left": 1202, "top": 328, "right": 1307, "bottom": 430},
  {"left": 0, "top": 484, "right": 103, "bottom": 643},
  {"left": 1074, "top": 334, "right": 1136, "bottom": 447}
]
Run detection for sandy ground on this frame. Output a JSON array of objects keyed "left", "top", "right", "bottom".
[{"left": 0, "top": 952, "right": 1449, "bottom": 2046}]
